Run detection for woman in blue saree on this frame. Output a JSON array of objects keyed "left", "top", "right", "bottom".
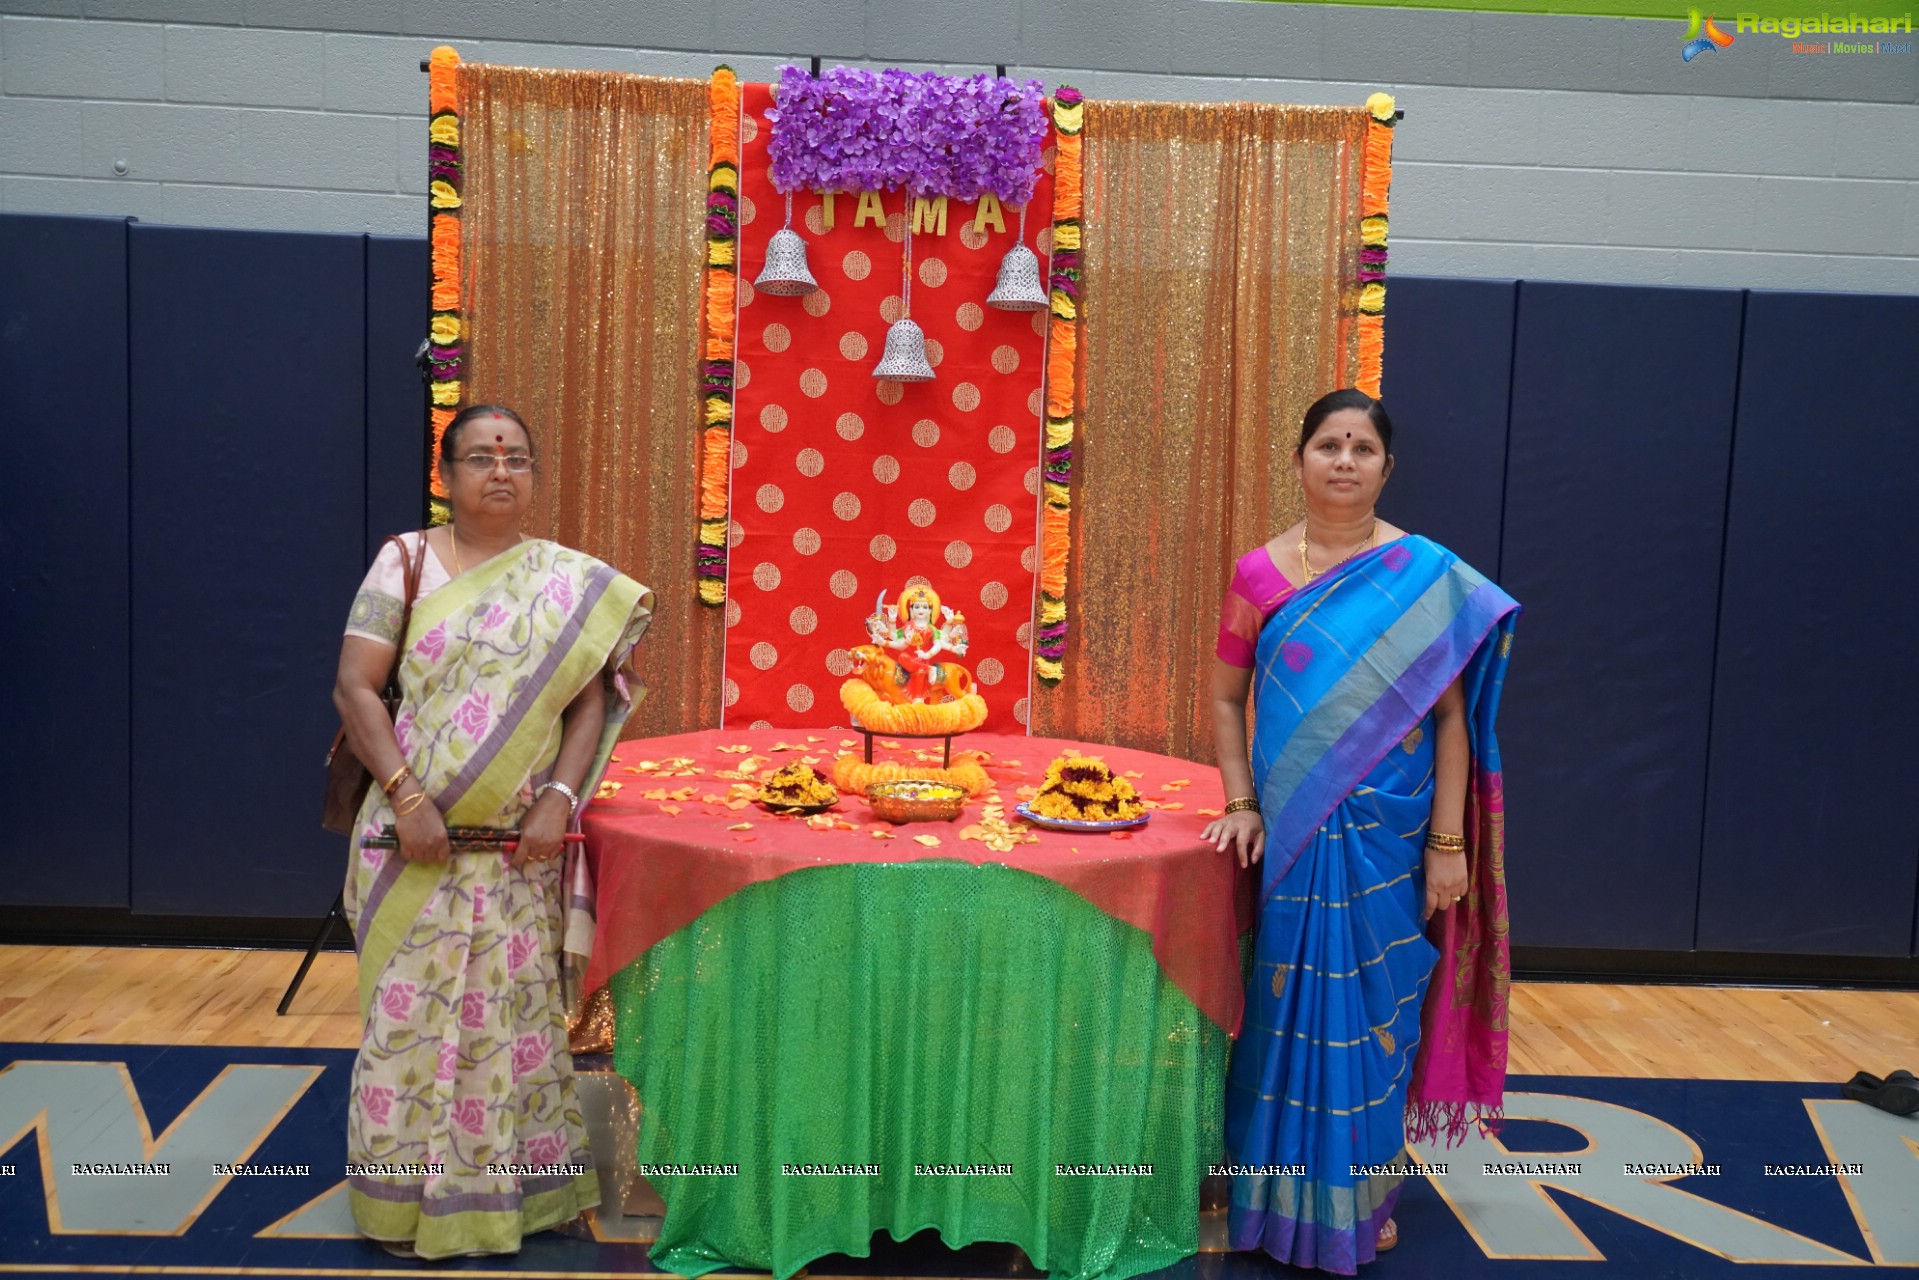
[{"left": 1201, "top": 389, "right": 1519, "bottom": 1273}]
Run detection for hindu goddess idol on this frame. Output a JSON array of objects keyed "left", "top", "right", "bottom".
[{"left": 840, "top": 582, "right": 989, "bottom": 735}]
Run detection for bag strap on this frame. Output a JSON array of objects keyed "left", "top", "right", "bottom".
[{"left": 381, "top": 532, "right": 427, "bottom": 698}]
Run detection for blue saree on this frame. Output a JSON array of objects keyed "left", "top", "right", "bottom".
[{"left": 1225, "top": 535, "right": 1518, "bottom": 1273}]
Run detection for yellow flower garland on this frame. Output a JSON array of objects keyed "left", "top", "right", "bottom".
[
  {"left": 696, "top": 67, "right": 740, "bottom": 606},
  {"left": 424, "top": 45, "right": 463, "bottom": 525},
  {"left": 1356, "top": 93, "right": 1396, "bottom": 399}
]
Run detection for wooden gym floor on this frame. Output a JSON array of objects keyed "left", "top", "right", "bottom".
[{"left": 0, "top": 944, "right": 1915, "bottom": 1082}]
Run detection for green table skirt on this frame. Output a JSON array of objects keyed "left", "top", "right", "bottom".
[{"left": 609, "top": 860, "right": 1229, "bottom": 1280}]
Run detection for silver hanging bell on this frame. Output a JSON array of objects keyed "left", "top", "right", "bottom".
[
  {"left": 871, "top": 317, "right": 935, "bottom": 382},
  {"left": 755, "top": 226, "right": 818, "bottom": 296},
  {"left": 986, "top": 241, "right": 1048, "bottom": 311}
]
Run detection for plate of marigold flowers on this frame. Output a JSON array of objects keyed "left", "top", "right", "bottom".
[
  {"left": 1016, "top": 754, "right": 1151, "bottom": 831},
  {"left": 756, "top": 763, "right": 840, "bottom": 815}
]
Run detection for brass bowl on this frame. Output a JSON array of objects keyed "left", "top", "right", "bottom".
[{"left": 866, "top": 780, "right": 967, "bottom": 823}]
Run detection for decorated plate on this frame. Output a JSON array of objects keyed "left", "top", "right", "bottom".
[{"left": 1014, "top": 802, "right": 1151, "bottom": 833}]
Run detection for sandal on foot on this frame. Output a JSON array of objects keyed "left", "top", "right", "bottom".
[
  {"left": 1376, "top": 1218, "right": 1399, "bottom": 1253},
  {"left": 378, "top": 1240, "right": 418, "bottom": 1258}
]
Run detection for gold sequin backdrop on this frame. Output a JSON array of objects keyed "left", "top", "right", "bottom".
[
  {"left": 1032, "top": 101, "right": 1369, "bottom": 763},
  {"left": 459, "top": 66, "right": 722, "bottom": 737}
]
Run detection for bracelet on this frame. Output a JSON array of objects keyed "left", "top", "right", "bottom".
[
  {"left": 394, "top": 790, "right": 429, "bottom": 818},
  {"left": 1424, "top": 830, "right": 1466, "bottom": 852},
  {"left": 381, "top": 764, "right": 413, "bottom": 796},
  {"left": 536, "top": 780, "right": 581, "bottom": 819},
  {"left": 1223, "top": 796, "right": 1261, "bottom": 816}
]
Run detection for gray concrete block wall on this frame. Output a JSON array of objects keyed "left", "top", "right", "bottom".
[{"left": 1, "top": 1, "right": 1914, "bottom": 292}]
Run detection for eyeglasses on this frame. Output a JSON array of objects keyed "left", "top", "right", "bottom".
[{"left": 453, "top": 453, "right": 535, "bottom": 474}]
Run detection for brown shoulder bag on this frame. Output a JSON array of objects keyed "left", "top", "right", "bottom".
[{"left": 323, "top": 532, "right": 428, "bottom": 834}]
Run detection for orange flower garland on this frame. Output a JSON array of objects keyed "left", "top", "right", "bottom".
[
  {"left": 1035, "top": 86, "right": 1083, "bottom": 686},
  {"left": 1356, "top": 93, "right": 1396, "bottom": 400},
  {"left": 838, "top": 679, "right": 989, "bottom": 736},
  {"left": 696, "top": 67, "right": 741, "bottom": 605},
  {"left": 830, "top": 753, "right": 994, "bottom": 799},
  {"left": 425, "top": 45, "right": 463, "bottom": 524}
]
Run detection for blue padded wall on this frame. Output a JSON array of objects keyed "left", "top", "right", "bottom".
[
  {"left": 1378, "top": 276, "right": 1515, "bottom": 579},
  {"left": 127, "top": 225, "right": 367, "bottom": 917},
  {"left": 365, "top": 234, "right": 430, "bottom": 548},
  {"left": 0, "top": 214, "right": 133, "bottom": 908},
  {"left": 1696, "top": 291, "right": 1919, "bottom": 956},
  {"left": 1496, "top": 282, "right": 1743, "bottom": 950}
]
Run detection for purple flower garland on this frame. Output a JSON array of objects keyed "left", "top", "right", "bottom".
[{"left": 765, "top": 65, "right": 1048, "bottom": 205}]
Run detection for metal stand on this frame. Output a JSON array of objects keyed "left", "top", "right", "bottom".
[
  {"left": 278, "top": 892, "right": 345, "bottom": 1016},
  {"left": 859, "top": 728, "right": 954, "bottom": 768}
]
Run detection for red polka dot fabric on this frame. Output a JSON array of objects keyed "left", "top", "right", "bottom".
[{"left": 722, "top": 82, "right": 1056, "bottom": 732}]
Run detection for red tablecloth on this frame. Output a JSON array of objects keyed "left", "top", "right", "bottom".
[{"left": 581, "top": 729, "right": 1257, "bottom": 1033}]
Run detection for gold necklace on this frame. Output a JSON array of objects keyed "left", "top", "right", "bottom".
[
  {"left": 1300, "top": 518, "right": 1377, "bottom": 582},
  {"left": 449, "top": 523, "right": 523, "bottom": 576}
]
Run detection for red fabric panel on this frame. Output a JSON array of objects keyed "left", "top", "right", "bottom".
[
  {"left": 723, "top": 81, "right": 1053, "bottom": 731},
  {"left": 581, "top": 730, "right": 1259, "bottom": 1034}
]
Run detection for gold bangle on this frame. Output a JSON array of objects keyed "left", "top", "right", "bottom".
[
  {"left": 1424, "top": 830, "right": 1466, "bottom": 852},
  {"left": 381, "top": 764, "right": 412, "bottom": 796},
  {"left": 394, "top": 790, "right": 429, "bottom": 818},
  {"left": 1224, "top": 796, "right": 1260, "bottom": 816}
]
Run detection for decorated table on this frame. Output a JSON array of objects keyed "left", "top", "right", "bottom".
[{"left": 579, "top": 728, "right": 1255, "bottom": 1280}]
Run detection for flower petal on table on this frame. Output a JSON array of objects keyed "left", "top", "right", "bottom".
[
  {"left": 1123, "top": 770, "right": 1145, "bottom": 779},
  {"left": 659, "top": 804, "right": 682, "bottom": 816},
  {"left": 1198, "top": 807, "right": 1223, "bottom": 817},
  {"left": 718, "top": 744, "right": 754, "bottom": 754},
  {"left": 1163, "top": 779, "right": 1191, "bottom": 790},
  {"left": 913, "top": 834, "right": 941, "bottom": 847},
  {"left": 1109, "top": 831, "right": 1134, "bottom": 840},
  {"left": 871, "top": 830, "right": 897, "bottom": 840},
  {"left": 727, "top": 822, "right": 754, "bottom": 831}
]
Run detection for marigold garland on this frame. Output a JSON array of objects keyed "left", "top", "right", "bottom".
[
  {"left": 424, "top": 45, "right": 463, "bottom": 525},
  {"left": 830, "top": 754, "right": 994, "bottom": 799},
  {"left": 1356, "top": 93, "right": 1396, "bottom": 400},
  {"left": 696, "top": 66, "right": 741, "bottom": 606},
  {"left": 1035, "top": 85, "right": 1083, "bottom": 688},
  {"left": 839, "top": 679, "right": 989, "bottom": 735}
]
